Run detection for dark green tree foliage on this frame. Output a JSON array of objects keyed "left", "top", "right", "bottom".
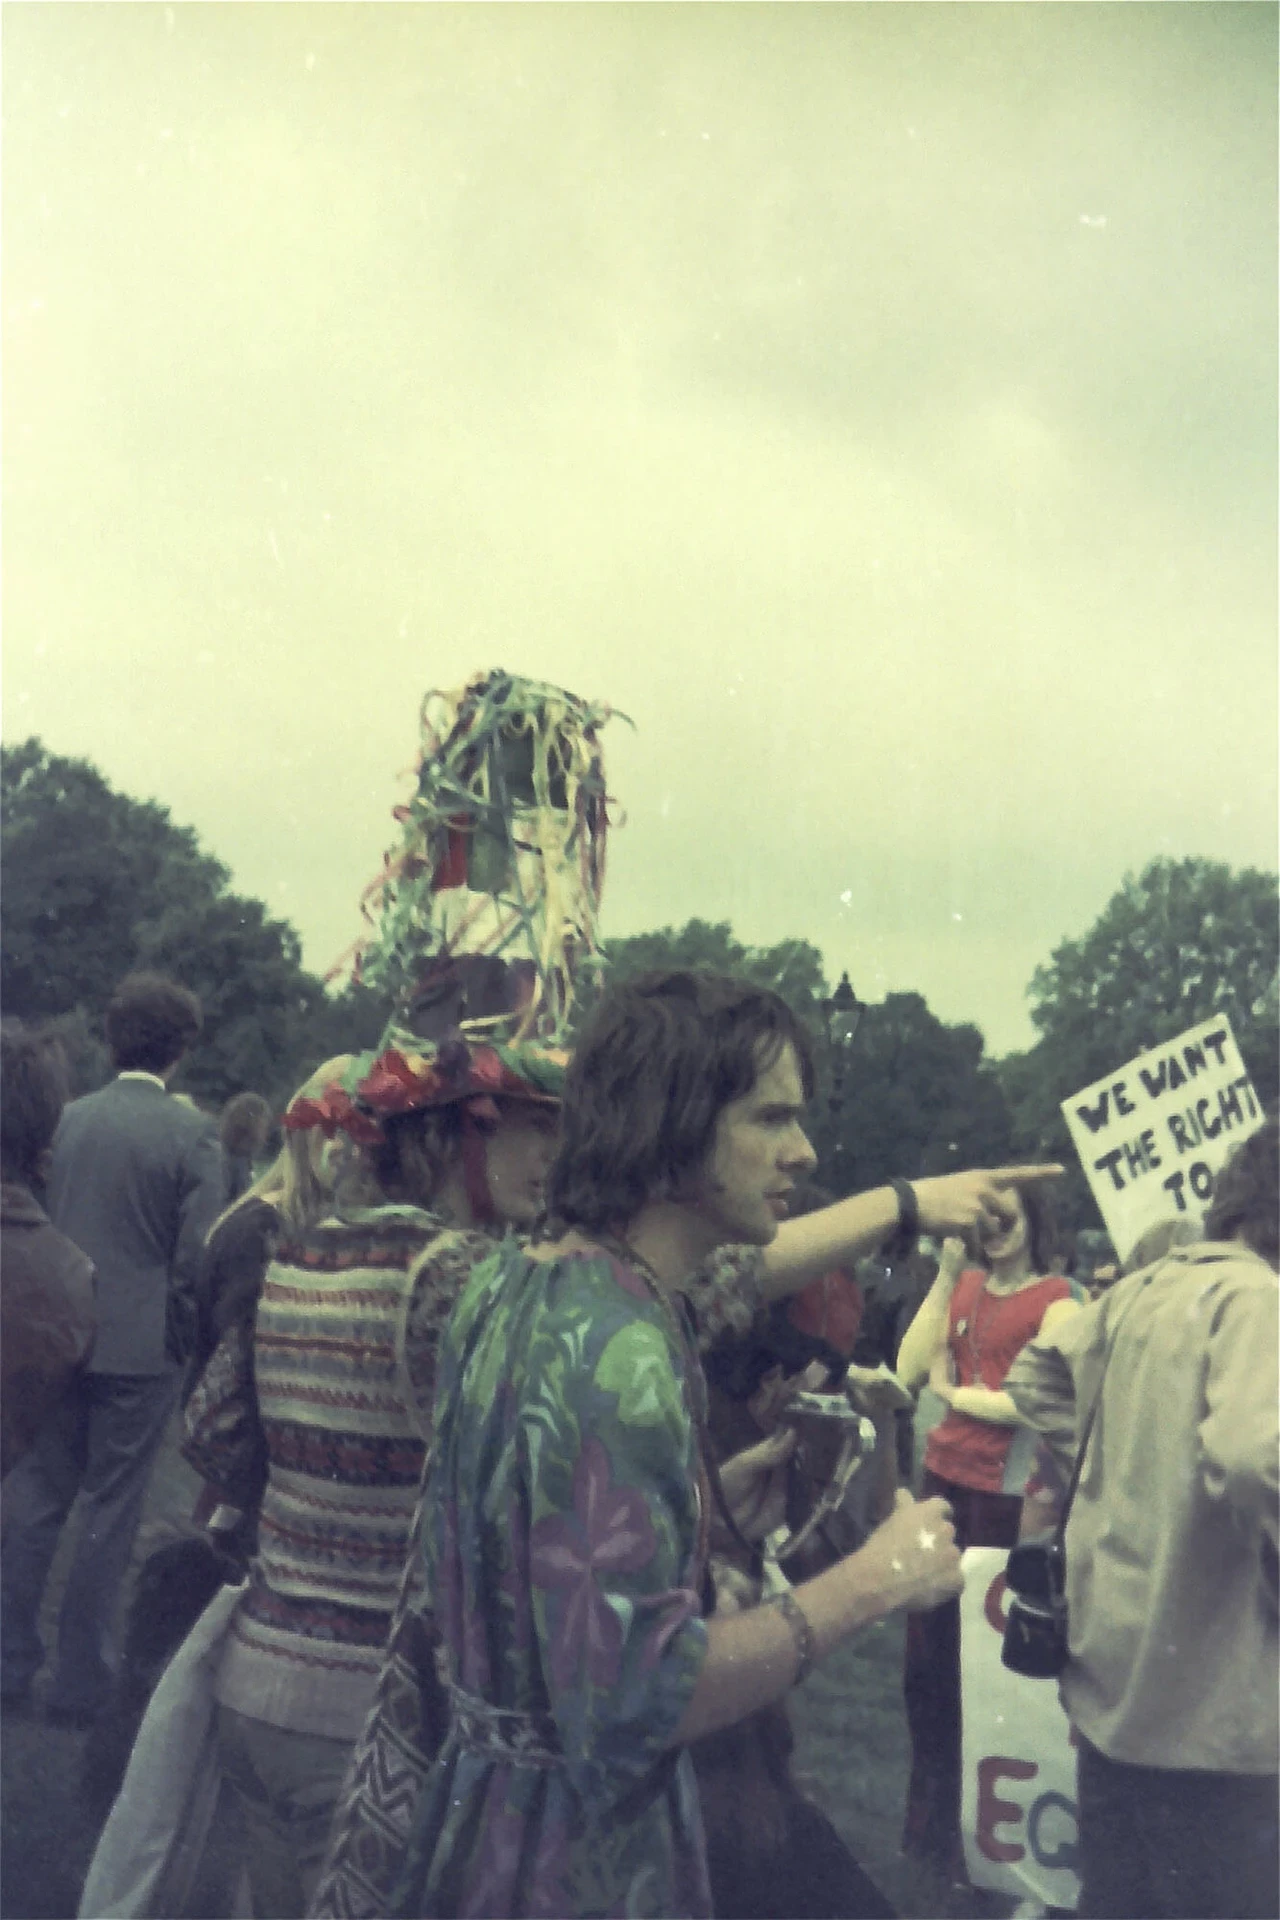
[
  {"left": 1, "top": 739, "right": 381, "bottom": 1108},
  {"left": 1, "top": 738, "right": 228, "bottom": 1020},
  {"left": 300, "top": 978, "right": 396, "bottom": 1073},
  {"left": 131, "top": 893, "right": 325, "bottom": 1109},
  {"left": 1029, "top": 857, "right": 1278, "bottom": 1091},
  {"left": 834, "top": 992, "right": 1013, "bottom": 1193},
  {"left": 594, "top": 920, "right": 828, "bottom": 1031},
  {"left": 1003, "top": 857, "right": 1279, "bottom": 1232}
]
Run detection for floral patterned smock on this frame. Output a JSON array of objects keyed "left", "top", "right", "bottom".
[{"left": 391, "top": 1239, "right": 718, "bottom": 1919}]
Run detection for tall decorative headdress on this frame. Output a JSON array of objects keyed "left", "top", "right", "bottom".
[
  {"left": 335, "top": 668, "right": 624, "bottom": 1046},
  {"left": 288, "top": 672, "right": 621, "bottom": 1221}
]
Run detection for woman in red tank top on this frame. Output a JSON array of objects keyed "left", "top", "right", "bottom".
[{"left": 894, "top": 1185, "right": 1079, "bottom": 1885}]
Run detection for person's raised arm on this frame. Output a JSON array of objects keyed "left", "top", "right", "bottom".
[
  {"left": 757, "top": 1166, "right": 1064, "bottom": 1304},
  {"left": 896, "top": 1235, "right": 966, "bottom": 1389}
]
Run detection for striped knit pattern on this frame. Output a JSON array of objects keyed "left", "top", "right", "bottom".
[{"left": 215, "top": 1206, "right": 437, "bottom": 1741}]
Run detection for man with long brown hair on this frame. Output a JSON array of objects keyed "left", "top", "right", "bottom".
[{"left": 390, "top": 968, "right": 1063, "bottom": 1918}]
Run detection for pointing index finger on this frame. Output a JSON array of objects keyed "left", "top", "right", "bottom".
[{"left": 986, "top": 1164, "right": 1065, "bottom": 1185}]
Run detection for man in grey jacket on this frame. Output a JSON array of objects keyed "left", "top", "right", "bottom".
[
  {"left": 1005, "top": 1115, "right": 1278, "bottom": 1920},
  {"left": 0, "top": 973, "right": 226, "bottom": 1723}
]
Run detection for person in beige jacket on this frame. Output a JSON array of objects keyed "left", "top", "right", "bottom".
[{"left": 1005, "top": 1113, "right": 1278, "bottom": 1920}]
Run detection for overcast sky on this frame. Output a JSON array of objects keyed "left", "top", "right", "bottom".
[{"left": 4, "top": 2, "right": 1276, "bottom": 1056}]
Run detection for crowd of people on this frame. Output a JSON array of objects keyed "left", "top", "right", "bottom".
[{"left": 0, "top": 966, "right": 1275, "bottom": 1920}]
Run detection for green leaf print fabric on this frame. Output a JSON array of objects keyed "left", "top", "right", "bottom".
[{"left": 391, "top": 1240, "right": 714, "bottom": 1918}]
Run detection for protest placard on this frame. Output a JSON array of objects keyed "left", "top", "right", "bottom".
[
  {"left": 960, "top": 1547, "right": 1081, "bottom": 1912},
  {"left": 1060, "top": 1015, "right": 1263, "bottom": 1262}
]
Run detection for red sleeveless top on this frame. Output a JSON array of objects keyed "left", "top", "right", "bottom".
[{"left": 923, "top": 1268, "right": 1072, "bottom": 1495}]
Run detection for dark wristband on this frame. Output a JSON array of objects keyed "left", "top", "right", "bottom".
[{"left": 885, "top": 1177, "right": 919, "bottom": 1259}]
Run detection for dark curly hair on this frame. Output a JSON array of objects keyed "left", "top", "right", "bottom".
[
  {"left": 548, "top": 970, "right": 815, "bottom": 1233},
  {"left": 105, "top": 973, "right": 202, "bottom": 1074},
  {"left": 1204, "top": 1111, "right": 1278, "bottom": 1266}
]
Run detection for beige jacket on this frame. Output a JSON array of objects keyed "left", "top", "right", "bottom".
[{"left": 1005, "top": 1241, "right": 1278, "bottom": 1773}]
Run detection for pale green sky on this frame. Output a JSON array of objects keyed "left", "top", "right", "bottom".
[{"left": 4, "top": 2, "right": 1276, "bottom": 1054}]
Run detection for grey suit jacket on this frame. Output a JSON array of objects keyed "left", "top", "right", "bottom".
[{"left": 46, "top": 1077, "right": 226, "bottom": 1375}]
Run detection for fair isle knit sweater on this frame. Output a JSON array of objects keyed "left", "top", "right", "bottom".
[{"left": 211, "top": 1205, "right": 489, "bottom": 1741}]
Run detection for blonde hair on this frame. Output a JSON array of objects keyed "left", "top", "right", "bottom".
[{"left": 205, "top": 1056, "right": 355, "bottom": 1245}]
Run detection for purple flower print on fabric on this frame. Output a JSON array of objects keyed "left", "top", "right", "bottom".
[{"left": 530, "top": 1435, "right": 656, "bottom": 1692}]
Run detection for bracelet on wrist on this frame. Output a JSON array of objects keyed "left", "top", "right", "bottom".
[{"left": 768, "top": 1588, "right": 816, "bottom": 1688}]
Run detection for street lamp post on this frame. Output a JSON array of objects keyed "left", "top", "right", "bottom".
[{"left": 821, "top": 970, "right": 864, "bottom": 1194}]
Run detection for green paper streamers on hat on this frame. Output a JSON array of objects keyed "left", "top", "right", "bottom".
[{"left": 338, "top": 669, "right": 627, "bottom": 1046}]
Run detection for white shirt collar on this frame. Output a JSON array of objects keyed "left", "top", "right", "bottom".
[{"left": 116, "top": 1070, "right": 169, "bottom": 1091}]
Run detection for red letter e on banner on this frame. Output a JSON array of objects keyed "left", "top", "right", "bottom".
[{"left": 976, "top": 1756, "right": 1037, "bottom": 1862}]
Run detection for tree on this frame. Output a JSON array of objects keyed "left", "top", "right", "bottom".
[
  {"left": 0, "top": 739, "right": 380, "bottom": 1109},
  {"left": 593, "top": 920, "right": 828, "bottom": 1030},
  {"left": 1028, "top": 858, "right": 1278, "bottom": 1091},
  {"left": 297, "top": 978, "right": 395, "bottom": 1077},
  {"left": 1003, "top": 856, "right": 1279, "bottom": 1231},
  {"left": 130, "top": 893, "right": 326, "bottom": 1109},
  {"left": 1, "top": 738, "right": 228, "bottom": 1021},
  {"left": 835, "top": 992, "right": 1013, "bottom": 1194}
]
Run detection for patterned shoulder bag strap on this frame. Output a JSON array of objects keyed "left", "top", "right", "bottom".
[{"left": 309, "top": 1451, "right": 447, "bottom": 1920}]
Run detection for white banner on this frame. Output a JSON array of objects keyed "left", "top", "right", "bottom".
[
  {"left": 1060, "top": 1015, "right": 1263, "bottom": 1262},
  {"left": 960, "top": 1547, "right": 1081, "bottom": 1912}
]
